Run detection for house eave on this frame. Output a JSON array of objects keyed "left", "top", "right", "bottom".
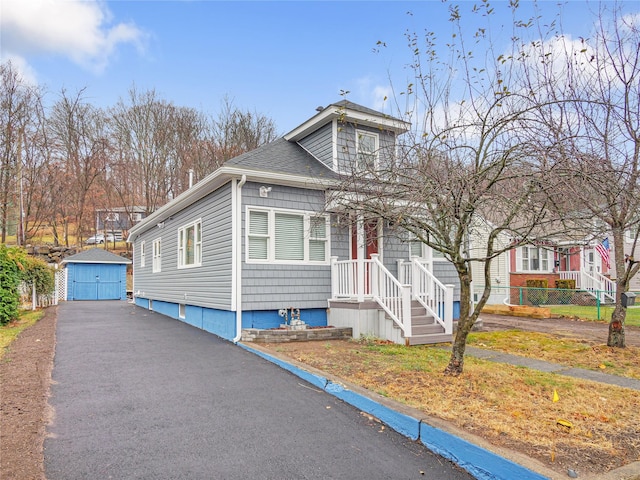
[
  {"left": 284, "top": 105, "right": 410, "bottom": 142},
  {"left": 62, "top": 259, "right": 131, "bottom": 265},
  {"left": 127, "top": 166, "right": 336, "bottom": 242}
]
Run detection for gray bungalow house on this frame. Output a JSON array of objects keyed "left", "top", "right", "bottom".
[{"left": 127, "top": 101, "right": 460, "bottom": 345}]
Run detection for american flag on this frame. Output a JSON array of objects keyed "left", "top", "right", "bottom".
[{"left": 596, "top": 238, "right": 610, "bottom": 269}]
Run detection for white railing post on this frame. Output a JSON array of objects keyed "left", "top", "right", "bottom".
[
  {"left": 444, "top": 284, "right": 454, "bottom": 334},
  {"left": 396, "top": 259, "right": 404, "bottom": 284},
  {"left": 32, "top": 284, "right": 37, "bottom": 311},
  {"left": 402, "top": 284, "right": 412, "bottom": 337},
  {"left": 330, "top": 256, "right": 338, "bottom": 299},
  {"left": 411, "top": 259, "right": 419, "bottom": 300},
  {"left": 370, "top": 254, "right": 380, "bottom": 298}
]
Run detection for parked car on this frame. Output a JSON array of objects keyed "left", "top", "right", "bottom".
[{"left": 85, "top": 233, "right": 115, "bottom": 245}]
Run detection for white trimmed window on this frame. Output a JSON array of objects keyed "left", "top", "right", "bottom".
[
  {"left": 152, "top": 238, "right": 161, "bottom": 273},
  {"left": 517, "top": 246, "right": 551, "bottom": 272},
  {"left": 625, "top": 229, "right": 638, "bottom": 243},
  {"left": 356, "top": 130, "right": 379, "bottom": 171},
  {"left": 247, "top": 208, "right": 329, "bottom": 264},
  {"left": 140, "top": 241, "right": 145, "bottom": 267},
  {"left": 178, "top": 220, "right": 202, "bottom": 268},
  {"left": 409, "top": 236, "right": 445, "bottom": 261}
]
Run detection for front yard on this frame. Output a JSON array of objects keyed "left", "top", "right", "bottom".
[{"left": 263, "top": 331, "right": 640, "bottom": 478}]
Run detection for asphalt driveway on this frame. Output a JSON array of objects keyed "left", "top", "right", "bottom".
[{"left": 45, "top": 301, "right": 472, "bottom": 479}]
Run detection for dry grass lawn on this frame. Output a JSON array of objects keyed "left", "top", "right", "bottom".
[{"left": 263, "top": 334, "right": 640, "bottom": 478}]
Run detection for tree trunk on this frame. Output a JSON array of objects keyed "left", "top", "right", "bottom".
[
  {"left": 607, "top": 304, "right": 626, "bottom": 347},
  {"left": 444, "top": 268, "right": 473, "bottom": 376}
]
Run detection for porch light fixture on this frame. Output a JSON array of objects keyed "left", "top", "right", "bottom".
[{"left": 259, "top": 186, "right": 272, "bottom": 198}]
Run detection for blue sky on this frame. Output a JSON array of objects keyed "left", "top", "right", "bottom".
[{"left": 1, "top": 1, "right": 635, "bottom": 133}]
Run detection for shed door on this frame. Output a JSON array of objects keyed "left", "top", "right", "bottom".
[{"left": 72, "top": 264, "right": 121, "bottom": 300}]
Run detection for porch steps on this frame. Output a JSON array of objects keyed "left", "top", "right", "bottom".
[{"left": 392, "top": 301, "right": 453, "bottom": 346}]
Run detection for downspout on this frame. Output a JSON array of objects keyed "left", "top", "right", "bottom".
[{"left": 233, "top": 174, "right": 247, "bottom": 343}]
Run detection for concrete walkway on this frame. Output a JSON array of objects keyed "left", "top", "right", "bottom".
[{"left": 463, "top": 346, "right": 640, "bottom": 391}]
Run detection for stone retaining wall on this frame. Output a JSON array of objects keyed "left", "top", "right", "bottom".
[{"left": 241, "top": 327, "right": 353, "bottom": 343}]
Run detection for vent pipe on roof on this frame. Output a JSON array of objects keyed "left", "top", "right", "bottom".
[{"left": 188, "top": 169, "right": 194, "bottom": 188}]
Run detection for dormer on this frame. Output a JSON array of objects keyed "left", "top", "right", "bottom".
[{"left": 284, "top": 100, "right": 410, "bottom": 174}]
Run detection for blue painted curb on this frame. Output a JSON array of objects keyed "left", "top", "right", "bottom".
[
  {"left": 237, "top": 343, "right": 328, "bottom": 390},
  {"left": 419, "top": 423, "right": 548, "bottom": 480},
  {"left": 325, "top": 382, "right": 420, "bottom": 440},
  {"left": 239, "top": 343, "right": 549, "bottom": 480}
]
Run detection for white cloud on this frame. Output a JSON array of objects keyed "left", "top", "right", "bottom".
[
  {"left": 353, "top": 76, "right": 394, "bottom": 114},
  {"left": 1, "top": 55, "right": 38, "bottom": 86},
  {"left": 1, "top": 0, "right": 147, "bottom": 74}
]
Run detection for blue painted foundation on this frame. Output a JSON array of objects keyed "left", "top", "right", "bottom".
[
  {"left": 241, "top": 308, "right": 327, "bottom": 329},
  {"left": 134, "top": 299, "right": 325, "bottom": 342},
  {"left": 453, "top": 301, "right": 460, "bottom": 320}
]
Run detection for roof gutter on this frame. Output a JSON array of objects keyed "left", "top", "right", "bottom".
[
  {"left": 233, "top": 174, "right": 247, "bottom": 343},
  {"left": 127, "top": 166, "right": 335, "bottom": 242}
]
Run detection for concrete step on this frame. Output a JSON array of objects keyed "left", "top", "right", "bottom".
[
  {"left": 411, "top": 315, "right": 435, "bottom": 326},
  {"left": 411, "top": 323, "right": 446, "bottom": 336},
  {"left": 407, "top": 333, "right": 453, "bottom": 345},
  {"left": 411, "top": 306, "right": 427, "bottom": 316}
]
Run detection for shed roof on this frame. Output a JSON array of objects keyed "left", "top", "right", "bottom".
[{"left": 62, "top": 248, "right": 132, "bottom": 265}]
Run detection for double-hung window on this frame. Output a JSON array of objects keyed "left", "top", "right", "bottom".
[
  {"left": 152, "top": 238, "right": 161, "bottom": 273},
  {"left": 178, "top": 220, "right": 202, "bottom": 268},
  {"left": 247, "top": 208, "right": 329, "bottom": 263},
  {"left": 356, "top": 130, "right": 379, "bottom": 171},
  {"left": 140, "top": 241, "right": 146, "bottom": 267},
  {"left": 518, "top": 245, "right": 550, "bottom": 272}
]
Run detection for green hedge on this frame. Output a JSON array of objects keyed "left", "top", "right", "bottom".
[
  {"left": 526, "top": 279, "right": 549, "bottom": 306},
  {"left": 0, "top": 245, "right": 26, "bottom": 325},
  {"left": 0, "top": 246, "right": 55, "bottom": 326},
  {"left": 554, "top": 279, "right": 576, "bottom": 305}
]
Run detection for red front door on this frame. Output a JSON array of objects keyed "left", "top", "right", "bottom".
[
  {"left": 351, "top": 219, "right": 379, "bottom": 259},
  {"left": 351, "top": 220, "right": 379, "bottom": 296}
]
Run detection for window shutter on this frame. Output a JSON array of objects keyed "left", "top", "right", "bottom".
[
  {"left": 275, "top": 213, "right": 304, "bottom": 260},
  {"left": 248, "top": 211, "right": 269, "bottom": 260}
]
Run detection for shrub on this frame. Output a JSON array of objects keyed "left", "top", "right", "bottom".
[
  {"left": 555, "top": 279, "right": 576, "bottom": 290},
  {"left": 554, "top": 279, "right": 576, "bottom": 305},
  {"left": 21, "top": 256, "right": 55, "bottom": 298},
  {"left": 526, "top": 279, "right": 549, "bottom": 306},
  {"left": 0, "top": 245, "right": 27, "bottom": 325}
]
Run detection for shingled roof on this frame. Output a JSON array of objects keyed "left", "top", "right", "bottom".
[
  {"left": 62, "top": 248, "right": 132, "bottom": 264},
  {"left": 224, "top": 137, "right": 338, "bottom": 179}
]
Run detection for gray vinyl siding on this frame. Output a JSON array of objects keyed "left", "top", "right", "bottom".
[
  {"left": 133, "top": 183, "right": 233, "bottom": 309},
  {"left": 433, "top": 261, "right": 460, "bottom": 299},
  {"left": 383, "top": 226, "right": 461, "bottom": 300},
  {"left": 241, "top": 182, "right": 332, "bottom": 310},
  {"left": 335, "top": 123, "right": 396, "bottom": 173},
  {"left": 382, "top": 230, "right": 407, "bottom": 278},
  {"left": 298, "top": 123, "right": 333, "bottom": 168}
]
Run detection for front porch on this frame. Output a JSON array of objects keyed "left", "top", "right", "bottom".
[{"left": 328, "top": 255, "right": 455, "bottom": 345}]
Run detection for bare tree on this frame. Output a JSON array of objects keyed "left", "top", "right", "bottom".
[
  {"left": 0, "top": 61, "right": 41, "bottom": 244},
  {"left": 48, "top": 88, "right": 109, "bottom": 245},
  {"left": 190, "top": 96, "right": 279, "bottom": 182},
  {"left": 523, "top": 5, "right": 640, "bottom": 347},
  {"left": 110, "top": 87, "right": 190, "bottom": 214},
  {"left": 330, "top": 2, "right": 571, "bottom": 375}
]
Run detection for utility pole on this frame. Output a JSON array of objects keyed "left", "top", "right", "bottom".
[{"left": 16, "top": 127, "right": 25, "bottom": 246}]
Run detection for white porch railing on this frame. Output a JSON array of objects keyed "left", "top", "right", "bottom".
[
  {"left": 559, "top": 270, "right": 616, "bottom": 303},
  {"left": 331, "top": 255, "right": 412, "bottom": 337},
  {"left": 398, "top": 258, "right": 454, "bottom": 335},
  {"left": 410, "top": 259, "right": 454, "bottom": 334},
  {"left": 331, "top": 255, "right": 454, "bottom": 339}
]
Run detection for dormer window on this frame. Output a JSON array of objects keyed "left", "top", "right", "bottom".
[{"left": 356, "top": 130, "right": 379, "bottom": 171}]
